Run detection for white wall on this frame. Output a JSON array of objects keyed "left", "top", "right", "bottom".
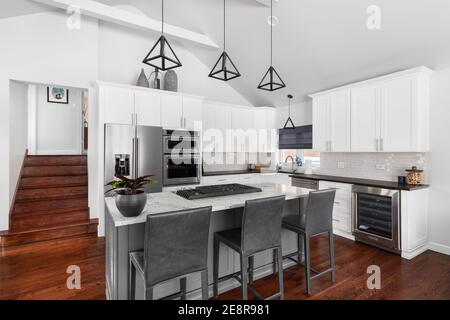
[
  {"left": 428, "top": 67, "right": 450, "bottom": 254},
  {"left": 276, "top": 99, "right": 313, "bottom": 128},
  {"left": 9, "top": 81, "right": 29, "bottom": 209},
  {"left": 34, "top": 85, "right": 83, "bottom": 155}
]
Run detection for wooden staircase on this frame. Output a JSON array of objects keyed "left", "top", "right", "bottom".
[{"left": 0, "top": 155, "right": 98, "bottom": 247}]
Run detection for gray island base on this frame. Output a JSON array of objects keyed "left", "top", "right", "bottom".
[{"left": 105, "top": 183, "right": 314, "bottom": 300}]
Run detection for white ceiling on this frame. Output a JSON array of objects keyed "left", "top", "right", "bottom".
[{"left": 3, "top": 0, "right": 450, "bottom": 107}]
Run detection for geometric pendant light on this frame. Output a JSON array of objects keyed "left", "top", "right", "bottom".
[
  {"left": 209, "top": 0, "right": 241, "bottom": 81},
  {"left": 257, "top": 0, "right": 286, "bottom": 91},
  {"left": 143, "top": 0, "right": 182, "bottom": 71},
  {"left": 283, "top": 94, "right": 295, "bottom": 129}
]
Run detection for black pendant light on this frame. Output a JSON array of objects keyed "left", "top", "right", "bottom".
[
  {"left": 143, "top": 0, "right": 182, "bottom": 71},
  {"left": 283, "top": 94, "right": 295, "bottom": 129},
  {"left": 209, "top": 0, "right": 241, "bottom": 81},
  {"left": 257, "top": 0, "right": 286, "bottom": 91}
]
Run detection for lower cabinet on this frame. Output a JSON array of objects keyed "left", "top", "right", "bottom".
[{"left": 318, "top": 181, "right": 354, "bottom": 240}]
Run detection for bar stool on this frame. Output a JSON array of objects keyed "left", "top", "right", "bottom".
[
  {"left": 281, "top": 189, "right": 336, "bottom": 295},
  {"left": 129, "top": 206, "right": 212, "bottom": 300},
  {"left": 213, "top": 196, "right": 285, "bottom": 300}
]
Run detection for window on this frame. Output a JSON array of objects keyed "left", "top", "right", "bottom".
[{"left": 278, "top": 149, "right": 320, "bottom": 167}]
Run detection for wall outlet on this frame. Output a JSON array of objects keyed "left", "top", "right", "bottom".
[
  {"left": 375, "top": 164, "right": 386, "bottom": 170},
  {"left": 337, "top": 161, "right": 345, "bottom": 169}
]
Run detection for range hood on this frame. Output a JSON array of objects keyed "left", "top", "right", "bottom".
[{"left": 278, "top": 125, "right": 313, "bottom": 150}]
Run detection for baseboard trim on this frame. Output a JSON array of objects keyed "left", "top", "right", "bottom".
[
  {"left": 428, "top": 242, "right": 450, "bottom": 256},
  {"left": 401, "top": 245, "right": 429, "bottom": 260},
  {"left": 333, "top": 229, "right": 355, "bottom": 241}
]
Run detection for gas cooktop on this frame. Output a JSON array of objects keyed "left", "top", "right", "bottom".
[{"left": 176, "top": 183, "right": 262, "bottom": 200}]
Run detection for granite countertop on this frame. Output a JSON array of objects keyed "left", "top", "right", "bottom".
[
  {"left": 105, "top": 183, "right": 312, "bottom": 227},
  {"left": 289, "top": 173, "right": 429, "bottom": 191}
]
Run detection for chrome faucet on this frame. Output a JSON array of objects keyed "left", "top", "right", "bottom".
[{"left": 284, "top": 155, "right": 295, "bottom": 172}]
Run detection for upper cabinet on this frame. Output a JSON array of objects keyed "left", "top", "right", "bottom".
[
  {"left": 98, "top": 82, "right": 203, "bottom": 130},
  {"left": 310, "top": 67, "right": 433, "bottom": 152},
  {"left": 312, "top": 91, "right": 351, "bottom": 152}
]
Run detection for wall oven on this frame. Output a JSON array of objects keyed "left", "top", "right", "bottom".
[
  {"left": 352, "top": 185, "right": 401, "bottom": 254},
  {"left": 163, "top": 130, "right": 200, "bottom": 154},
  {"left": 163, "top": 130, "right": 201, "bottom": 186}
]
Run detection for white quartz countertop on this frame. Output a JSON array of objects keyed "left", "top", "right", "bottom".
[{"left": 105, "top": 183, "right": 314, "bottom": 227}]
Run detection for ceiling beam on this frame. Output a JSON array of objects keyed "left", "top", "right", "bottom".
[{"left": 33, "top": 0, "right": 219, "bottom": 49}]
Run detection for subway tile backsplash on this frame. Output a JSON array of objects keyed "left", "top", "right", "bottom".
[{"left": 317, "top": 153, "right": 428, "bottom": 183}]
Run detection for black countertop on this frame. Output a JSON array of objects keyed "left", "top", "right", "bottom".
[{"left": 289, "top": 173, "right": 429, "bottom": 191}]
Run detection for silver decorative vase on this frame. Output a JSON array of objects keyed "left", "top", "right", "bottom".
[
  {"left": 114, "top": 191, "right": 147, "bottom": 217},
  {"left": 136, "top": 68, "right": 150, "bottom": 88},
  {"left": 164, "top": 70, "right": 178, "bottom": 92}
]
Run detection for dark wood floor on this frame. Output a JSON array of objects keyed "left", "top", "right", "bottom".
[{"left": 0, "top": 234, "right": 449, "bottom": 300}]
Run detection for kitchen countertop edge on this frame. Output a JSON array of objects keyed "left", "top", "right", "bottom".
[{"left": 289, "top": 173, "right": 429, "bottom": 191}]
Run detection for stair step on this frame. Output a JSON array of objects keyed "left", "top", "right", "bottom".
[
  {"left": 25, "top": 155, "right": 87, "bottom": 167},
  {"left": 20, "top": 175, "right": 88, "bottom": 189},
  {"left": 22, "top": 166, "right": 87, "bottom": 177},
  {"left": 11, "top": 208, "right": 90, "bottom": 231},
  {"left": 13, "top": 197, "right": 88, "bottom": 215},
  {"left": 16, "top": 186, "right": 88, "bottom": 202},
  {"left": 0, "top": 219, "right": 98, "bottom": 247}
]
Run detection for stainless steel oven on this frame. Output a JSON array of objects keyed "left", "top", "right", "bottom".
[
  {"left": 163, "top": 154, "right": 201, "bottom": 186},
  {"left": 352, "top": 185, "right": 401, "bottom": 254},
  {"left": 163, "top": 130, "right": 200, "bottom": 154}
]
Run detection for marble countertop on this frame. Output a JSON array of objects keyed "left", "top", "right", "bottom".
[{"left": 106, "top": 183, "right": 313, "bottom": 227}]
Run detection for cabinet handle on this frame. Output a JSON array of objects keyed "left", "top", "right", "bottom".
[
  {"left": 380, "top": 138, "right": 384, "bottom": 151},
  {"left": 333, "top": 218, "right": 340, "bottom": 222},
  {"left": 329, "top": 141, "right": 332, "bottom": 152},
  {"left": 180, "top": 117, "right": 183, "bottom": 128},
  {"left": 184, "top": 117, "right": 187, "bottom": 128},
  {"left": 375, "top": 138, "right": 379, "bottom": 151},
  {"left": 334, "top": 201, "right": 341, "bottom": 205}
]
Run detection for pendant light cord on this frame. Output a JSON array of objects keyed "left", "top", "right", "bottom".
[
  {"left": 161, "top": 0, "right": 164, "bottom": 34},
  {"left": 270, "top": 0, "right": 273, "bottom": 66},
  {"left": 223, "top": 0, "right": 226, "bottom": 50}
]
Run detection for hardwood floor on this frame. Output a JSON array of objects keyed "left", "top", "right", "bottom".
[{"left": 0, "top": 234, "right": 449, "bottom": 300}]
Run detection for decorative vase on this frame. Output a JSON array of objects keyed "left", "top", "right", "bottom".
[
  {"left": 114, "top": 191, "right": 147, "bottom": 217},
  {"left": 136, "top": 68, "right": 150, "bottom": 88},
  {"left": 164, "top": 70, "right": 178, "bottom": 92}
]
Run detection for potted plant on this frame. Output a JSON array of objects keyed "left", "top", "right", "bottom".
[{"left": 105, "top": 175, "right": 157, "bottom": 217}]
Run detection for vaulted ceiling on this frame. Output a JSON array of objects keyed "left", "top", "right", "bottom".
[{"left": 3, "top": 0, "right": 450, "bottom": 107}]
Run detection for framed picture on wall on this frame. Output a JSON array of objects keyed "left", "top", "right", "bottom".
[{"left": 47, "top": 86, "right": 69, "bottom": 104}]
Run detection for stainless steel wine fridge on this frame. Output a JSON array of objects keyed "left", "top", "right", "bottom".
[{"left": 352, "top": 185, "right": 401, "bottom": 254}]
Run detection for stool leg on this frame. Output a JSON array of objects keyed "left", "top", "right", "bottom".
[
  {"left": 201, "top": 270, "right": 209, "bottom": 300},
  {"left": 248, "top": 256, "right": 254, "bottom": 284},
  {"left": 180, "top": 277, "right": 187, "bottom": 300},
  {"left": 272, "top": 249, "right": 277, "bottom": 274},
  {"left": 129, "top": 259, "right": 136, "bottom": 300},
  {"left": 304, "top": 234, "right": 312, "bottom": 295},
  {"left": 329, "top": 231, "right": 336, "bottom": 282},
  {"left": 240, "top": 254, "right": 249, "bottom": 300},
  {"left": 297, "top": 233, "right": 303, "bottom": 264},
  {"left": 213, "top": 237, "right": 220, "bottom": 297},
  {"left": 277, "top": 247, "right": 285, "bottom": 300},
  {"left": 145, "top": 287, "right": 153, "bottom": 300}
]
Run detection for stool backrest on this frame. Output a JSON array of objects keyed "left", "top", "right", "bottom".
[
  {"left": 304, "top": 189, "right": 336, "bottom": 235},
  {"left": 143, "top": 206, "right": 212, "bottom": 287},
  {"left": 241, "top": 195, "right": 285, "bottom": 256}
]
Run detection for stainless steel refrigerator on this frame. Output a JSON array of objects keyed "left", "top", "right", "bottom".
[{"left": 105, "top": 124, "right": 163, "bottom": 194}]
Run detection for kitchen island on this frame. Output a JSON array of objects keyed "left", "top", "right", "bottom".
[{"left": 105, "top": 183, "right": 315, "bottom": 300}]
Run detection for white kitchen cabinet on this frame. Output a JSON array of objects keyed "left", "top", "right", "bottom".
[
  {"left": 350, "top": 83, "right": 380, "bottom": 152},
  {"left": 202, "top": 175, "right": 236, "bottom": 185},
  {"left": 203, "top": 102, "right": 232, "bottom": 153},
  {"left": 312, "top": 91, "right": 351, "bottom": 152},
  {"left": 319, "top": 181, "right": 354, "bottom": 240},
  {"left": 231, "top": 107, "right": 255, "bottom": 153},
  {"left": 311, "top": 67, "right": 432, "bottom": 153},
  {"left": 182, "top": 96, "right": 203, "bottom": 130},
  {"left": 312, "top": 95, "right": 330, "bottom": 152},
  {"left": 161, "top": 93, "right": 183, "bottom": 129},
  {"left": 102, "top": 86, "right": 134, "bottom": 125},
  {"left": 134, "top": 90, "right": 161, "bottom": 126},
  {"left": 254, "top": 107, "right": 277, "bottom": 152}
]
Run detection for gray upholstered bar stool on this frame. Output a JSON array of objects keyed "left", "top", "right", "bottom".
[
  {"left": 281, "top": 189, "right": 336, "bottom": 295},
  {"left": 129, "top": 206, "right": 212, "bottom": 300},
  {"left": 213, "top": 196, "right": 285, "bottom": 300}
]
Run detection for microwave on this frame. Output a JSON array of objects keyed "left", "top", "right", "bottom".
[{"left": 163, "top": 130, "right": 200, "bottom": 154}]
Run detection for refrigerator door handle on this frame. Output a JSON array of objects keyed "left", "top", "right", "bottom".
[
  {"left": 131, "top": 137, "right": 136, "bottom": 178},
  {"left": 135, "top": 138, "right": 139, "bottom": 178}
]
